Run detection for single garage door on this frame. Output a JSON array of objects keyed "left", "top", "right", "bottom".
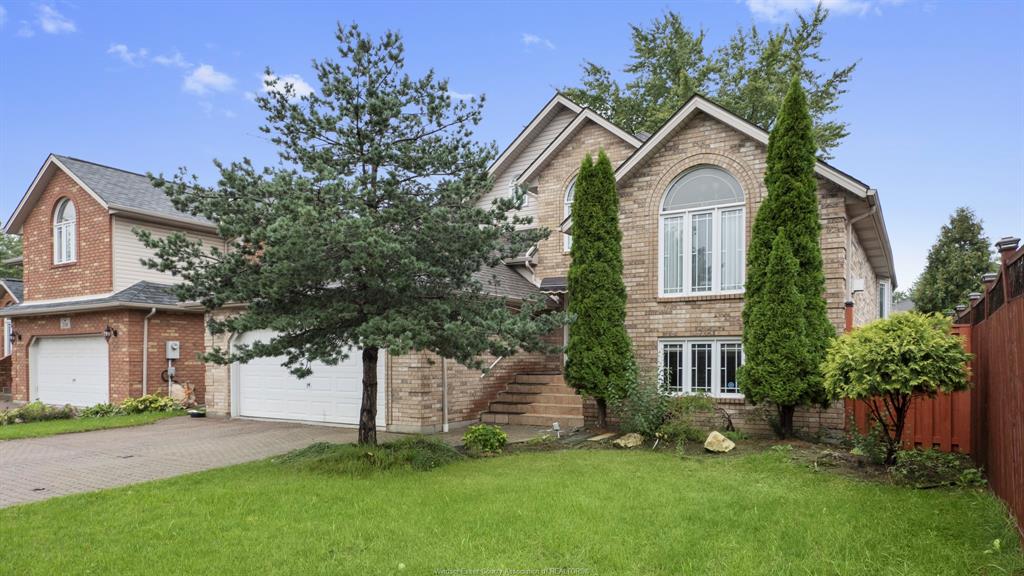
[
  {"left": 34, "top": 336, "right": 110, "bottom": 406},
  {"left": 236, "top": 330, "right": 385, "bottom": 426}
]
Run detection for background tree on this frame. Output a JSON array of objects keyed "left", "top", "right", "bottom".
[
  {"left": 565, "top": 151, "right": 634, "bottom": 429},
  {"left": 911, "top": 207, "right": 994, "bottom": 314},
  {"left": 140, "top": 24, "right": 564, "bottom": 445},
  {"left": 0, "top": 227, "right": 22, "bottom": 279},
  {"left": 740, "top": 77, "right": 833, "bottom": 438},
  {"left": 823, "top": 312, "right": 972, "bottom": 464},
  {"left": 562, "top": 5, "right": 856, "bottom": 157}
]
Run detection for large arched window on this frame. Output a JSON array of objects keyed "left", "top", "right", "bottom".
[
  {"left": 563, "top": 180, "right": 575, "bottom": 252},
  {"left": 53, "top": 198, "right": 76, "bottom": 264},
  {"left": 660, "top": 167, "right": 744, "bottom": 295}
]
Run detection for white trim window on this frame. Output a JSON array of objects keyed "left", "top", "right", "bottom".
[
  {"left": 563, "top": 180, "right": 575, "bottom": 252},
  {"left": 660, "top": 167, "right": 745, "bottom": 296},
  {"left": 878, "top": 279, "right": 891, "bottom": 318},
  {"left": 659, "top": 338, "right": 744, "bottom": 398},
  {"left": 53, "top": 198, "right": 76, "bottom": 264}
]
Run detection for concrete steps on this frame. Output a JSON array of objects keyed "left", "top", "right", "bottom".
[{"left": 480, "top": 372, "right": 584, "bottom": 429}]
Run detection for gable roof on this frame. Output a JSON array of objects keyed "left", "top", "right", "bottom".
[
  {"left": 489, "top": 94, "right": 583, "bottom": 178},
  {"left": 614, "top": 94, "right": 871, "bottom": 198},
  {"left": 4, "top": 154, "right": 215, "bottom": 235},
  {"left": 0, "top": 278, "right": 23, "bottom": 304},
  {"left": 516, "top": 108, "right": 643, "bottom": 186}
]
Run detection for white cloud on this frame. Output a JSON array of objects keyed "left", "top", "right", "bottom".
[
  {"left": 153, "top": 51, "right": 190, "bottom": 68},
  {"left": 745, "top": 0, "right": 894, "bottom": 20},
  {"left": 223, "top": 109, "right": 237, "bottom": 119},
  {"left": 448, "top": 90, "right": 475, "bottom": 101},
  {"left": 107, "top": 43, "right": 148, "bottom": 65},
  {"left": 183, "top": 64, "right": 235, "bottom": 95},
  {"left": 262, "top": 73, "right": 314, "bottom": 100},
  {"left": 243, "top": 91, "right": 256, "bottom": 102},
  {"left": 16, "top": 20, "right": 33, "bottom": 37},
  {"left": 37, "top": 4, "right": 75, "bottom": 34},
  {"left": 521, "top": 33, "right": 555, "bottom": 50},
  {"left": 0, "top": 6, "right": 7, "bottom": 28}
]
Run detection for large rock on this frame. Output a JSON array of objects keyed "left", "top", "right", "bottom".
[
  {"left": 613, "top": 432, "right": 645, "bottom": 448},
  {"left": 704, "top": 431, "right": 736, "bottom": 453}
]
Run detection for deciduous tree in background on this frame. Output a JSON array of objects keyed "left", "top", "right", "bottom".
[
  {"left": 911, "top": 207, "right": 994, "bottom": 314},
  {"left": 565, "top": 151, "right": 634, "bottom": 429},
  {"left": 562, "top": 5, "right": 856, "bottom": 157},
  {"left": 823, "top": 312, "right": 972, "bottom": 464},
  {"left": 0, "top": 225, "right": 22, "bottom": 279},
  {"left": 740, "top": 77, "right": 833, "bottom": 438},
  {"left": 140, "top": 24, "right": 564, "bottom": 445}
]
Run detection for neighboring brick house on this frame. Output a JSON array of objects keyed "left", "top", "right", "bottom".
[
  {"left": 0, "top": 278, "right": 24, "bottom": 397},
  {"left": 486, "top": 93, "right": 896, "bottom": 437},
  {"left": 1, "top": 155, "right": 216, "bottom": 407},
  {"left": 4, "top": 91, "right": 895, "bottom": 439}
]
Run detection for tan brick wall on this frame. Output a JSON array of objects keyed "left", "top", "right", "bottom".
[
  {"left": 532, "top": 120, "right": 638, "bottom": 280},
  {"left": 9, "top": 310, "right": 205, "bottom": 405},
  {"left": 850, "top": 228, "right": 880, "bottom": 327},
  {"left": 22, "top": 170, "right": 113, "bottom": 301},
  {"left": 531, "top": 111, "right": 857, "bottom": 438}
]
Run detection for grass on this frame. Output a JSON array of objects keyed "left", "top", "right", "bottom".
[
  {"left": 1, "top": 447, "right": 1021, "bottom": 575},
  {"left": 0, "top": 411, "right": 183, "bottom": 440}
]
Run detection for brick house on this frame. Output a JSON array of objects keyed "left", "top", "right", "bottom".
[{"left": 3, "top": 92, "right": 895, "bottom": 438}]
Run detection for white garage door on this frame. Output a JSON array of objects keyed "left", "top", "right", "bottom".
[
  {"left": 34, "top": 336, "right": 110, "bottom": 406},
  {"left": 235, "top": 330, "right": 385, "bottom": 426}
]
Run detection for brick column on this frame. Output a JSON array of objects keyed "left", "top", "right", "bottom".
[{"left": 844, "top": 301, "right": 854, "bottom": 333}]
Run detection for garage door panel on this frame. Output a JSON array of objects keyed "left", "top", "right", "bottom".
[
  {"left": 236, "top": 331, "right": 384, "bottom": 426},
  {"left": 34, "top": 336, "right": 109, "bottom": 407}
]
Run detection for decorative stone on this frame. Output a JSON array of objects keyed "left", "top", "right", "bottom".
[
  {"left": 613, "top": 432, "right": 645, "bottom": 448},
  {"left": 704, "top": 431, "right": 736, "bottom": 453}
]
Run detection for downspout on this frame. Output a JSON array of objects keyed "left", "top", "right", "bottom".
[
  {"left": 141, "top": 307, "right": 157, "bottom": 395},
  {"left": 441, "top": 357, "right": 449, "bottom": 433}
]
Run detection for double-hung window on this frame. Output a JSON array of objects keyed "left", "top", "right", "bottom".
[
  {"left": 660, "top": 339, "right": 744, "bottom": 398},
  {"left": 53, "top": 198, "right": 76, "bottom": 264},
  {"left": 660, "top": 167, "right": 745, "bottom": 296},
  {"left": 563, "top": 181, "right": 575, "bottom": 252}
]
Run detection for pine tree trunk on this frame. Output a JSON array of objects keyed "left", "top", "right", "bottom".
[
  {"left": 778, "top": 404, "right": 796, "bottom": 439},
  {"left": 358, "top": 346, "right": 379, "bottom": 445},
  {"left": 595, "top": 397, "right": 608, "bottom": 430}
]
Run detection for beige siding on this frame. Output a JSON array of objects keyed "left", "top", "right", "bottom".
[
  {"left": 111, "top": 217, "right": 223, "bottom": 290},
  {"left": 482, "top": 108, "right": 577, "bottom": 225}
]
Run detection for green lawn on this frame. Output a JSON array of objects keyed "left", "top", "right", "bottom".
[
  {"left": 0, "top": 412, "right": 183, "bottom": 440},
  {"left": 1, "top": 448, "right": 1020, "bottom": 575}
]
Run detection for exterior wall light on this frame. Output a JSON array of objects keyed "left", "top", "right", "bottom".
[{"left": 103, "top": 325, "right": 118, "bottom": 341}]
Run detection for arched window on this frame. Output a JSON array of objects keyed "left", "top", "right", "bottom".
[
  {"left": 660, "top": 167, "right": 744, "bottom": 295},
  {"left": 563, "top": 180, "right": 575, "bottom": 252},
  {"left": 53, "top": 198, "right": 76, "bottom": 264}
]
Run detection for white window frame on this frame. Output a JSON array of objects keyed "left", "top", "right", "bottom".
[
  {"left": 563, "top": 180, "right": 575, "bottom": 252},
  {"left": 658, "top": 338, "right": 745, "bottom": 399},
  {"left": 53, "top": 198, "right": 76, "bottom": 265},
  {"left": 878, "top": 279, "right": 891, "bottom": 319},
  {"left": 659, "top": 203, "right": 745, "bottom": 297}
]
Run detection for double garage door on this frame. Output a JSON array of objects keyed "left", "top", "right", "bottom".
[
  {"left": 235, "top": 330, "right": 385, "bottom": 426},
  {"left": 33, "top": 336, "right": 110, "bottom": 406}
]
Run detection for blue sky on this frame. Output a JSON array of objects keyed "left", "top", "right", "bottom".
[{"left": 1, "top": 0, "right": 1022, "bottom": 288}]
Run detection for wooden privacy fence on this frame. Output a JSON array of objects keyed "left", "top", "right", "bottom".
[{"left": 847, "top": 237, "right": 1022, "bottom": 536}]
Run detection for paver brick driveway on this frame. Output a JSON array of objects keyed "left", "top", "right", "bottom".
[{"left": 0, "top": 416, "right": 376, "bottom": 508}]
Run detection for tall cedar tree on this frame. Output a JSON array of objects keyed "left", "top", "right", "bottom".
[
  {"left": 911, "top": 207, "right": 994, "bottom": 314},
  {"left": 562, "top": 5, "right": 856, "bottom": 157},
  {"left": 565, "top": 151, "right": 634, "bottom": 428},
  {"left": 740, "top": 77, "right": 833, "bottom": 438},
  {"left": 138, "top": 25, "right": 565, "bottom": 445},
  {"left": 0, "top": 225, "right": 21, "bottom": 279}
]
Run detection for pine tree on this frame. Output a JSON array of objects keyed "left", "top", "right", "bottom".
[
  {"left": 139, "top": 24, "right": 565, "bottom": 445},
  {"left": 912, "top": 207, "right": 994, "bottom": 314},
  {"left": 740, "top": 76, "right": 833, "bottom": 438},
  {"left": 565, "top": 151, "right": 634, "bottom": 429}
]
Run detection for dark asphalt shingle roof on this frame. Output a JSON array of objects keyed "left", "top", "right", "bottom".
[
  {"left": 472, "top": 264, "right": 541, "bottom": 301},
  {"left": 55, "top": 155, "right": 212, "bottom": 226},
  {"left": 1, "top": 278, "right": 24, "bottom": 303},
  {"left": 0, "top": 281, "right": 183, "bottom": 316}
]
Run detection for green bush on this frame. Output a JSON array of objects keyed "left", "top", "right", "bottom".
[
  {"left": 658, "top": 419, "right": 706, "bottom": 443},
  {"left": 79, "top": 403, "right": 122, "bottom": 418},
  {"left": 722, "top": 430, "right": 749, "bottom": 442},
  {"left": 278, "top": 437, "right": 463, "bottom": 475},
  {"left": 847, "top": 422, "right": 887, "bottom": 465},
  {"left": 119, "top": 394, "right": 178, "bottom": 414},
  {"left": 612, "top": 371, "right": 668, "bottom": 437},
  {"left": 0, "top": 401, "right": 76, "bottom": 425},
  {"left": 462, "top": 424, "right": 508, "bottom": 453},
  {"left": 891, "top": 449, "right": 986, "bottom": 488},
  {"left": 657, "top": 393, "right": 716, "bottom": 443}
]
